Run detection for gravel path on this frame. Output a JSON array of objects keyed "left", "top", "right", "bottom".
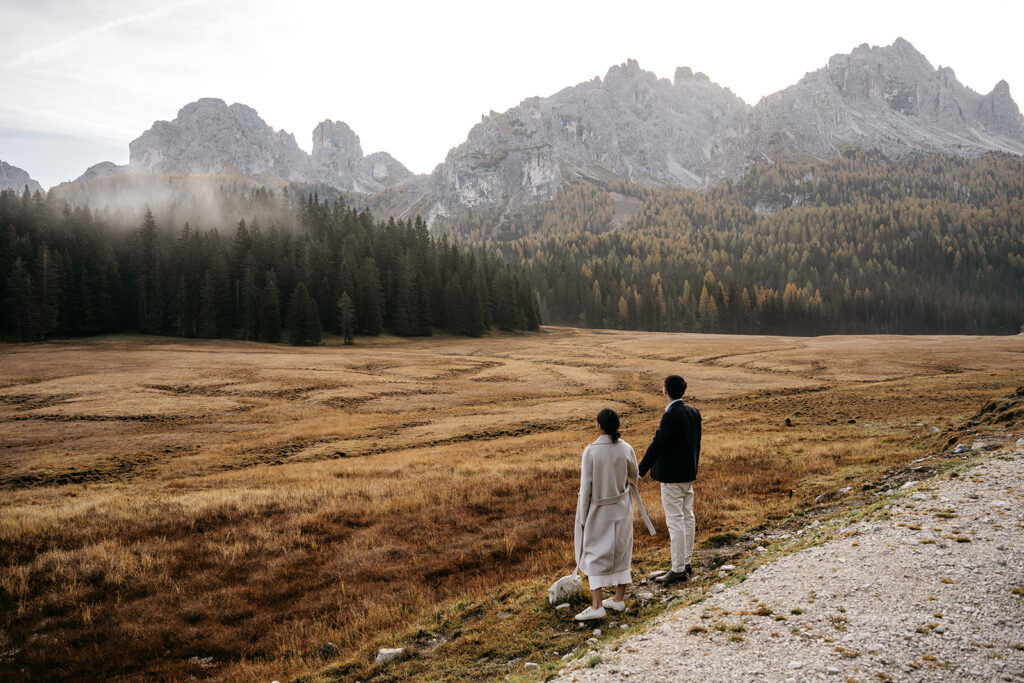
[{"left": 556, "top": 446, "right": 1024, "bottom": 682}]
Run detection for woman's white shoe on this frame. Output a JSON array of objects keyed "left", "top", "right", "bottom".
[
  {"left": 601, "top": 598, "right": 626, "bottom": 612},
  {"left": 574, "top": 606, "right": 607, "bottom": 621}
]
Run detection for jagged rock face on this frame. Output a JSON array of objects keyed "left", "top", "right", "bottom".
[
  {"left": 709, "top": 38, "right": 1024, "bottom": 178},
  {"left": 311, "top": 120, "right": 414, "bottom": 193},
  {"left": 127, "top": 99, "right": 414, "bottom": 192},
  {"left": 427, "top": 59, "right": 748, "bottom": 220},
  {"left": 129, "top": 98, "right": 312, "bottom": 181},
  {"left": 0, "top": 160, "right": 44, "bottom": 193},
  {"left": 75, "top": 161, "right": 127, "bottom": 183}
]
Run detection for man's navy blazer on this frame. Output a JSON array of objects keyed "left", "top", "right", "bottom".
[{"left": 638, "top": 399, "right": 701, "bottom": 483}]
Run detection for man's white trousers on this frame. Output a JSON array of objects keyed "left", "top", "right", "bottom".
[{"left": 660, "top": 481, "right": 695, "bottom": 572}]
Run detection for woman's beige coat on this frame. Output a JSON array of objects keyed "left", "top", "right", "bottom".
[{"left": 574, "top": 434, "right": 652, "bottom": 579}]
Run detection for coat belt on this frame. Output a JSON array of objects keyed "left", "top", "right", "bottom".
[{"left": 574, "top": 482, "right": 656, "bottom": 577}]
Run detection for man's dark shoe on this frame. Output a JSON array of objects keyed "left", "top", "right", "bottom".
[
  {"left": 655, "top": 569, "right": 687, "bottom": 584},
  {"left": 681, "top": 564, "right": 693, "bottom": 579}
]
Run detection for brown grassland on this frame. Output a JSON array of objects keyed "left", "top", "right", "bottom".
[{"left": 0, "top": 328, "right": 1022, "bottom": 681}]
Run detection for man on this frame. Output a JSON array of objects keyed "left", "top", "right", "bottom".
[{"left": 638, "top": 374, "right": 701, "bottom": 584}]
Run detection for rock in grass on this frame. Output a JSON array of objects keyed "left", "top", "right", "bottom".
[
  {"left": 549, "top": 573, "right": 585, "bottom": 604},
  {"left": 318, "top": 642, "right": 339, "bottom": 659},
  {"left": 710, "top": 583, "right": 726, "bottom": 594},
  {"left": 523, "top": 662, "right": 539, "bottom": 670},
  {"left": 952, "top": 444, "right": 968, "bottom": 454},
  {"left": 375, "top": 648, "right": 404, "bottom": 665}
]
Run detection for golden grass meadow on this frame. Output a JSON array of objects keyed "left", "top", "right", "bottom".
[{"left": 1, "top": 328, "right": 1022, "bottom": 681}]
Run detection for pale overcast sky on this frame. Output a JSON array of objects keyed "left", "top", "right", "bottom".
[{"left": 2, "top": 0, "right": 1022, "bottom": 189}]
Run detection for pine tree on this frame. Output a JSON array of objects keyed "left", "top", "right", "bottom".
[
  {"left": 137, "top": 209, "right": 163, "bottom": 334},
  {"left": 391, "top": 256, "right": 417, "bottom": 336},
  {"left": 4, "top": 258, "right": 37, "bottom": 340},
  {"left": 258, "top": 270, "right": 282, "bottom": 343},
  {"left": 356, "top": 257, "right": 384, "bottom": 335},
  {"left": 415, "top": 270, "right": 432, "bottom": 335},
  {"left": 171, "top": 275, "right": 194, "bottom": 337},
  {"left": 443, "top": 274, "right": 466, "bottom": 334},
  {"left": 239, "top": 263, "right": 259, "bottom": 340},
  {"left": 464, "top": 270, "right": 487, "bottom": 337},
  {"left": 287, "top": 282, "right": 321, "bottom": 345},
  {"left": 198, "top": 272, "right": 218, "bottom": 338},
  {"left": 337, "top": 291, "right": 355, "bottom": 345},
  {"left": 33, "top": 245, "right": 61, "bottom": 338}
]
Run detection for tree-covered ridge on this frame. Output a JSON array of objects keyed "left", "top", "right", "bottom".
[
  {"left": 0, "top": 189, "right": 540, "bottom": 342},
  {"left": 437, "top": 181, "right": 616, "bottom": 242},
  {"left": 485, "top": 152, "right": 1024, "bottom": 334}
]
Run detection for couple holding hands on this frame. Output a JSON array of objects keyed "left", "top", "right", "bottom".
[{"left": 573, "top": 374, "right": 702, "bottom": 621}]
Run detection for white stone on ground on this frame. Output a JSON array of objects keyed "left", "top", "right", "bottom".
[{"left": 375, "top": 648, "right": 404, "bottom": 665}]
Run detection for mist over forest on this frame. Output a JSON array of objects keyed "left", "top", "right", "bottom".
[{"left": 0, "top": 184, "right": 540, "bottom": 343}]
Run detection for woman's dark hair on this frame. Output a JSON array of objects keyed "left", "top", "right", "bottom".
[{"left": 596, "top": 408, "right": 621, "bottom": 442}]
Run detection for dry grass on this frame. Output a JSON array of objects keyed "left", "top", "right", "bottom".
[{"left": 0, "top": 328, "right": 1021, "bottom": 681}]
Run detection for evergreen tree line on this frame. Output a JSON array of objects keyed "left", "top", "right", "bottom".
[
  {"left": 0, "top": 188, "right": 541, "bottom": 343},
  {"left": 482, "top": 152, "right": 1024, "bottom": 335}
]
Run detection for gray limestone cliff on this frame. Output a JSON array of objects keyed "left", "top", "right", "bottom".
[
  {"left": 310, "top": 120, "right": 413, "bottom": 193},
  {"left": 426, "top": 59, "right": 748, "bottom": 220},
  {"left": 708, "top": 38, "right": 1024, "bottom": 179},
  {"left": 426, "top": 40, "right": 1024, "bottom": 220},
  {"left": 0, "top": 160, "right": 44, "bottom": 193},
  {"left": 125, "top": 98, "right": 414, "bottom": 192},
  {"left": 51, "top": 39, "right": 1024, "bottom": 223},
  {"left": 129, "top": 98, "right": 311, "bottom": 181}
]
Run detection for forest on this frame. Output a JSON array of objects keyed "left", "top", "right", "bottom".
[
  {"left": 0, "top": 188, "right": 540, "bottom": 343},
  {"left": 3, "top": 150, "right": 1023, "bottom": 341},
  {"left": 441, "top": 151, "right": 1024, "bottom": 335}
]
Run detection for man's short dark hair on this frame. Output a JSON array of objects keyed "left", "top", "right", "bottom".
[{"left": 664, "top": 375, "right": 686, "bottom": 400}]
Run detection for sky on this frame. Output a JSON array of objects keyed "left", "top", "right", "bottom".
[{"left": 2, "top": 0, "right": 1022, "bottom": 189}]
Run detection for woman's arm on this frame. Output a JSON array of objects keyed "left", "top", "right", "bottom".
[
  {"left": 626, "top": 443, "right": 639, "bottom": 488},
  {"left": 574, "top": 446, "right": 593, "bottom": 565}
]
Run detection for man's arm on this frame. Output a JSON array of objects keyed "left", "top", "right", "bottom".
[{"left": 638, "top": 410, "right": 674, "bottom": 478}]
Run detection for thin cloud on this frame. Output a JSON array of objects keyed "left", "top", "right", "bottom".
[{"left": 5, "top": 0, "right": 209, "bottom": 69}]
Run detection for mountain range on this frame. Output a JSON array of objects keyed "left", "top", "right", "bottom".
[{"left": 9, "top": 38, "right": 1023, "bottom": 224}]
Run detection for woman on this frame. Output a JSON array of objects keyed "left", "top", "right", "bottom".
[{"left": 573, "top": 408, "right": 655, "bottom": 621}]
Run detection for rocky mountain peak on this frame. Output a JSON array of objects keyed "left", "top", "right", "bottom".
[
  {"left": 119, "top": 100, "right": 415, "bottom": 193},
  {"left": 426, "top": 59, "right": 748, "bottom": 221},
  {"left": 978, "top": 79, "right": 1024, "bottom": 134},
  {"left": 0, "top": 160, "right": 44, "bottom": 193},
  {"left": 312, "top": 120, "right": 363, "bottom": 161},
  {"left": 674, "top": 66, "right": 711, "bottom": 85},
  {"left": 129, "top": 97, "right": 310, "bottom": 181},
  {"left": 709, "top": 38, "right": 1024, "bottom": 180}
]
